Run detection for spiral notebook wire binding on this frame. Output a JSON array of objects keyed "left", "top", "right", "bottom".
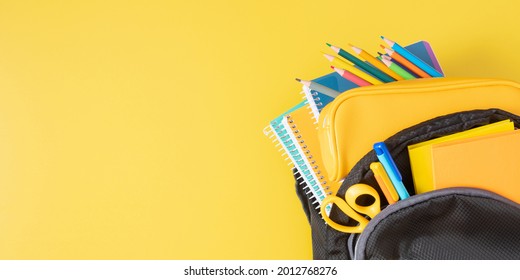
[
  {"left": 283, "top": 107, "right": 331, "bottom": 215},
  {"left": 265, "top": 114, "right": 320, "bottom": 208},
  {"left": 301, "top": 86, "right": 321, "bottom": 124}
]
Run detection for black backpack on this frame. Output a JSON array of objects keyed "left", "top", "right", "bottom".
[{"left": 295, "top": 109, "right": 520, "bottom": 260}]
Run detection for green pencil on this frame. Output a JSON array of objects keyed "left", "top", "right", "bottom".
[
  {"left": 381, "top": 55, "right": 415, "bottom": 80},
  {"left": 326, "top": 43, "right": 394, "bottom": 83}
]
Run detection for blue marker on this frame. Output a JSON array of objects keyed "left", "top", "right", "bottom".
[
  {"left": 373, "top": 142, "right": 410, "bottom": 199},
  {"left": 381, "top": 36, "right": 443, "bottom": 78}
]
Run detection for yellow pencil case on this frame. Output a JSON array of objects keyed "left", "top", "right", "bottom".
[{"left": 318, "top": 77, "right": 520, "bottom": 182}]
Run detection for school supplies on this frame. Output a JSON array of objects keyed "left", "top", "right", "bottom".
[
  {"left": 323, "top": 54, "right": 383, "bottom": 85},
  {"left": 319, "top": 109, "right": 520, "bottom": 260},
  {"left": 264, "top": 101, "right": 331, "bottom": 214},
  {"left": 350, "top": 45, "right": 401, "bottom": 81},
  {"left": 317, "top": 78, "right": 520, "bottom": 183},
  {"left": 373, "top": 142, "right": 410, "bottom": 199},
  {"left": 302, "top": 86, "right": 321, "bottom": 124},
  {"left": 370, "top": 162, "right": 399, "bottom": 204},
  {"left": 403, "top": 40, "right": 444, "bottom": 74},
  {"left": 379, "top": 51, "right": 418, "bottom": 78},
  {"left": 408, "top": 119, "right": 514, "bottom": 194},
  {"left": 308, "top": 41, "right": 442, "bottom": 122},
  {"left": 331, "top": 66, "right": 371, "bottom": 86},
  {"left": 381, "top": 46, "right": 431, "bottom": 78},
  {"left": 432, "top": 129, "right": 520, "bottom": 204},
  {"left": 284, "top": 106, "right": 341, "bottom": 198},
  {"left": 268, "top": 36, "right": 520, "bottom": 260},
  {"left": 322, "top": 53, "right": 355, "bottom": 70},
  {"left": 267, "top": 41, "right": 437, "bottom": 219},
  {"left": 321, "top": 184, "right": 381, "bottom": 233},
  {"left": 381, "top": 36, "right": 443, "bottom": 78},
  {"left": 296, "top": 78, "right": 341, "bottom": 98},
  {"left": 303, "top": 72, "right": 355, "bottom": 121},
  {"left": 381, "top": 56, "right": 415, "bottom": 80},
  {"left": 326, "top": 43, "right": 393, "bottom": 83}
]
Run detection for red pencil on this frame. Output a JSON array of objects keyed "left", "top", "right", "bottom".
[{"left": 331, "top": 66, "right": 372, "bottom": 86}]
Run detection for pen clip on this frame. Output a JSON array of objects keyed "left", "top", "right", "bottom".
[{"left": 373, "top": 142, "right": 402, "bottom": 181}]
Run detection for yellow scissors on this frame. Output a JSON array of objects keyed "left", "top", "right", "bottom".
[{"left": 320, "top": 184, "right": 381, "bottom": 233}]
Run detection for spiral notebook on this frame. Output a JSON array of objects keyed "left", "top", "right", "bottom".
[
  {"left": 282, "top": 110, "right": 332, "bottom": 215},
  {"left": 264, "top": 100, "right": 331, "bottom": 214},
  {"left": 264, "top": 101, "right": 306, "bottom": 168},
  {"left": 283, "top": 106, "right": 341, "bottom": 199},
  {"left": 303, "top": 72, "right": 354, "bottom": 121},
  {"left": 305, "top": 41, "right": 444, "bottom": 120}
]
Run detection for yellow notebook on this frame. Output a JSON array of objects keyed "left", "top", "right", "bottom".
[
  {"left": 408, "top": 120, "right": 514, "bottom": 194},
  {"left": 284, "top": 106, "right": 341, "bottom": 200},
  {"left": 432, "top": 129, "right": 520, "bottom": 204}
]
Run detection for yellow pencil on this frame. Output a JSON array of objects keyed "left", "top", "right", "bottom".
[
  {"left": 323, "top": 53, "right": 383, "bottom": 85},
  {"left": 350, "top": 45, "right": 403, "bottom": 81}
]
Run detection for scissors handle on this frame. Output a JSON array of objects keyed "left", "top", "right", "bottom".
[
  {"left": 345, "top": 183, "right": 381, "bottom": 219},
  {"left": 321, "top": 194, "right": 370, "bottom": 234},
  {"left": 320, "top": 184, "right": 381, "bottom": 234}
]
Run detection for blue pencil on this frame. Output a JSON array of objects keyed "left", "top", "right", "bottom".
[
  {"left": 373, "top": 142, "right": 410, "bottom": 200},
  {"left": 381, "top": 36, "right": 443, "bottom": 78}
]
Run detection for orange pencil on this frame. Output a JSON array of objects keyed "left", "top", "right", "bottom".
[
  {"left": 350, "top": 45, "right": 403, "bottom": 81},
  {"left": 331, "top": 66, "right": 372, "bottom": 86},
  {"left": 381, "top": 45, "right": 431, "bottom": 78}
]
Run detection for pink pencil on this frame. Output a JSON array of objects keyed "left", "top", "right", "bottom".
[{"left": 331, "top": 66, "right": 372, "bottom": 86}]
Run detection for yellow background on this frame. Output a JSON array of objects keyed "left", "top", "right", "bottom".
[{"left": 0, "top": 0, "right": 519, "bottom": 259}]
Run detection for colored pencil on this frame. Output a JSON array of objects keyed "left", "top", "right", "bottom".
[
  {"left": 323, "top": 54, "right": 383, "bottom": 85},
  {"left": 295, "top": 78, "right": 341, "bottom": 98},
  {"left": 381, "top": 46, "right": 430, "bottom": 78},
  {"left": 377, "top": 52, "right": 419, "bottom": 75},
  {"left": 322, "top": 52, "right": 356, "bottom": 71},
  {"left": 350, "top": 45, "right": 403, "bottom": 81},
  {"left": 381, "top": 56, "right": 415, "bottom": 80},
  {"left": 327, "top": 43, "right": 394, "bottom": 83},
  {"left": 379, "top": 52, "right": 419, "bottom": 78},
  {"left": 381, "top": 36, "right": 443, "bottom": 77},
  {"left": 331, "top": 66, "right": 372, "bottom": 86}
]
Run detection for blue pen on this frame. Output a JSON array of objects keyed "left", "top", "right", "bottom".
[
  {"left": 373, "top": 142, "right": 410, "bottom": 199},
  {"left": 381, "top": 36, "right": 443, "bottom": 78}
]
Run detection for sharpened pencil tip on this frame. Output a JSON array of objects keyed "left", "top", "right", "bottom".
[
  {"left": 323, "top": 53, "right": 334, "bottom": 61},
  {"left": 380, "top": 35, "right": 385, "bottom": 39},
  {"left": 326, "top": 43, "right": 331, "bottom": 47},
  {"left": 295, "top": 78, "right": 301, "bottom": 82},
  {"left": 330, "top": 65, "right": 335, "bottom": 69},
  {"left": 350, "top": 45, "right": 361, "bottom": 54},
  {"left": 380, "top": 44, "right": 386, "bottom": 49},
  {"left": 382, "top": 37, "right": 394, "bottom": 46},
  {"left": 381, "top": 57, "right": 391, "bottom": 67}
]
